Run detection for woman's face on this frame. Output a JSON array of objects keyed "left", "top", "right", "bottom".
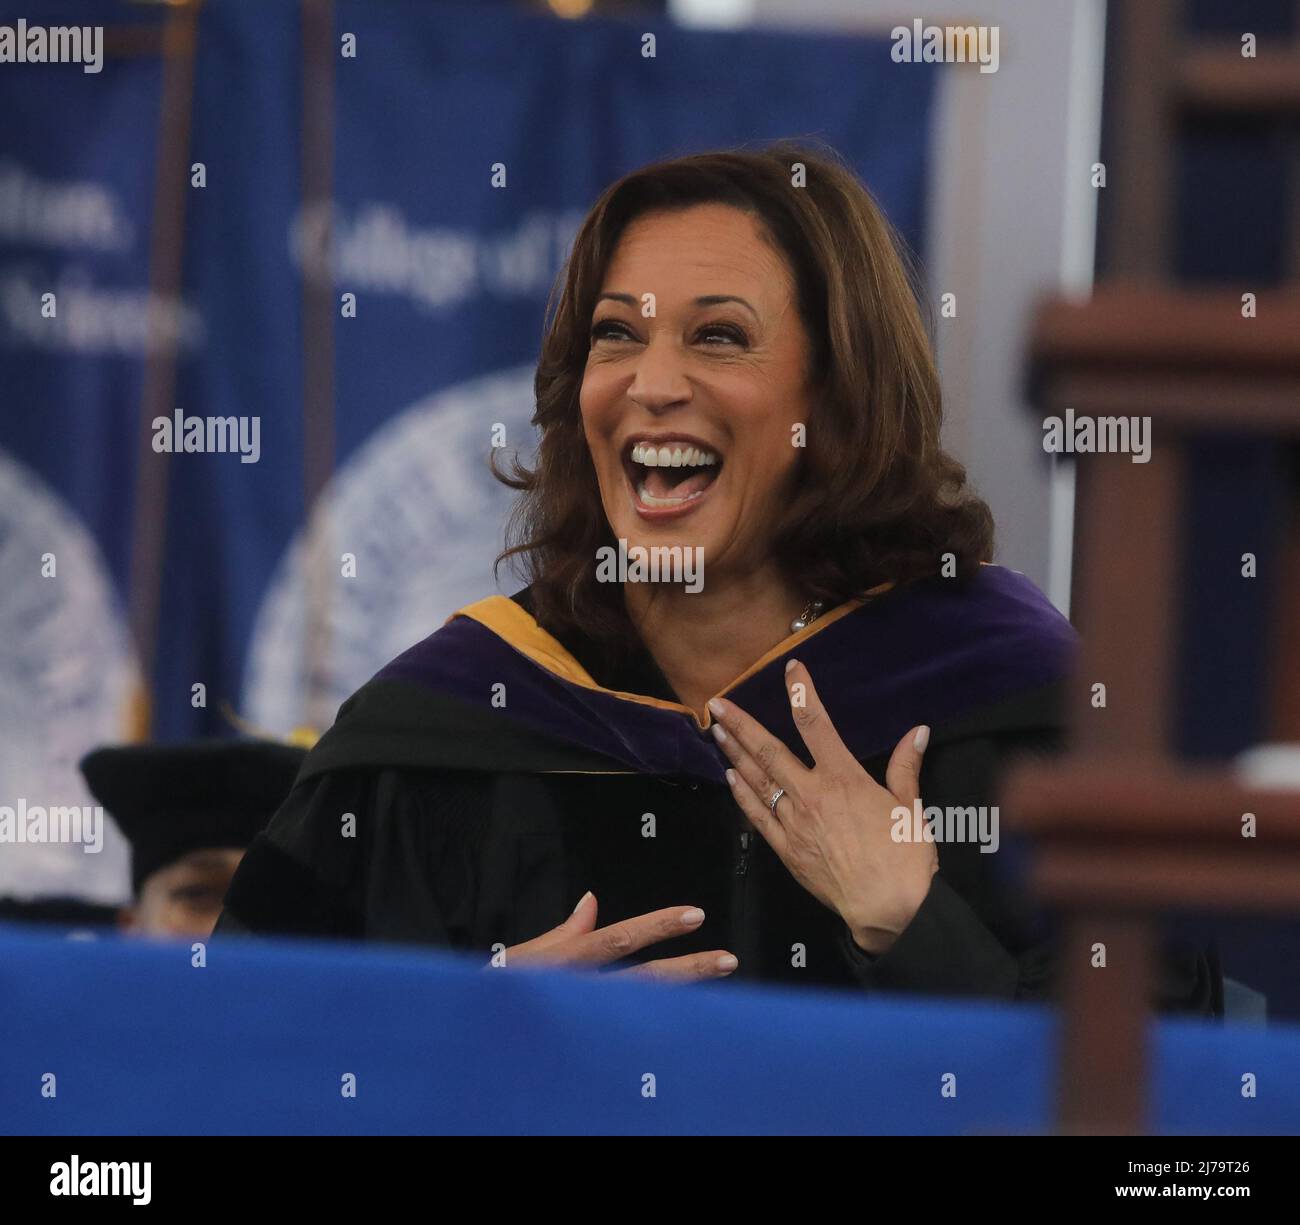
[{"left": 579, "top": 203, "right": 812, "bottom": 581}]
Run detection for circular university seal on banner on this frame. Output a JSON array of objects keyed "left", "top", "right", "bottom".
[
  {"left": 0, "top": 448, "right": 138, "bottom": 903},
  {"left": 242, "top": 365, "right": 539, "bottom": 737}
]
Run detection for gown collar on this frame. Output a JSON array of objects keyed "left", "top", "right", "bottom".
[{"left": 455, "top": 585, "right": 887, "bottom": 731}]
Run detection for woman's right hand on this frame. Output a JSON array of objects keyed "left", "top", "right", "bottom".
[{"left": 490, "top": 891, "right": 738, "bottom": 982}]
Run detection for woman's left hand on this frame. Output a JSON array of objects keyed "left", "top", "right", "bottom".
[{"left": 708, "top": 659, "right": 937, "bottom": 956}]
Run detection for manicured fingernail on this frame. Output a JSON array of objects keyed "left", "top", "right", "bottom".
[
  {"left": 707, "top": 697, "right": 727, "bottom": 718},
  {"left": 716, "top": 954, "right": 739, "bottom": 973},
  {"left": 725, "top": 768, "right": 737, "bottom": 786},
  {"left": 681, "top": 908, "right": 706, "bottom": 927},
  {"left": 711, "top": 723, "right": 727, "bottom": 744},
  {"left": 914, "top": 725, "right": 930, "bottom": 753},
  {"left": 572, "top": 890, "right": 593, "bottom": 915},
  {"left": 785, "top": 658, "right": 798, "bottom": 674}
]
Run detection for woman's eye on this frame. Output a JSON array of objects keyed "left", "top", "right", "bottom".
[
  {"left": 590, "top": 320, "right": 635, "bottom": 344},
  {"left": 589, "top": 320, "right": 747, "bottom": 346},
  {"left": 697, "top": 324, "right": 747, "bottom": 346}
]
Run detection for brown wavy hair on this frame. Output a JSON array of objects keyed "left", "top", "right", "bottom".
[{"left": 493, "top": 140, "right": 993, "bottom": 657}]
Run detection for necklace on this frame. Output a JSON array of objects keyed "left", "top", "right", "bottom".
[{"left": 790, "top": 598, "right": 825, "bottom": 633}]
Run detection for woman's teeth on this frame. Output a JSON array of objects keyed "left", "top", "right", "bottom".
[{"left": 630, "top": 442, "right": 719, "bottom": 468}]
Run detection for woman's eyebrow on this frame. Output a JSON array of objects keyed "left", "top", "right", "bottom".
[
  {"left": 694, "top": 294, "right": 758, "bottom": 318},
  {"left": 595, "top": 291, "right": 758, "bottom": 318}
]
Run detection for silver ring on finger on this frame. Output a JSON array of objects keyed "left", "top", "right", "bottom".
[{"left": 768, "top": 786, "right": 785, "bottom": 813}]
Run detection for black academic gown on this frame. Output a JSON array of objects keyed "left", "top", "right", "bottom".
[{"left": 215, "top": 566, "right": 1220, "bottom": 1012}]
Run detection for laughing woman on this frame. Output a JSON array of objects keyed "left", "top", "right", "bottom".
[{"left": 217, "top": 144, "right": 1217, "bottom": 1010}]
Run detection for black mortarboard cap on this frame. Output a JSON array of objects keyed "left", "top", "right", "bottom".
[
  {"left": 0, "top": 895, "right": 120, "bottom": 933},
  {"left": 79, "top": 739, "right": 306, "bottom": 894}
]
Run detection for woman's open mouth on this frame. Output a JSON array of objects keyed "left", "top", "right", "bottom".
[{"left": 622, "top": 437, "right": 723, "bottom": 520}]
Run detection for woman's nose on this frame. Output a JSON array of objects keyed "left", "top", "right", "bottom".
[{"left": 626, "top": 338, "right": 692, "bottom": 414}]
